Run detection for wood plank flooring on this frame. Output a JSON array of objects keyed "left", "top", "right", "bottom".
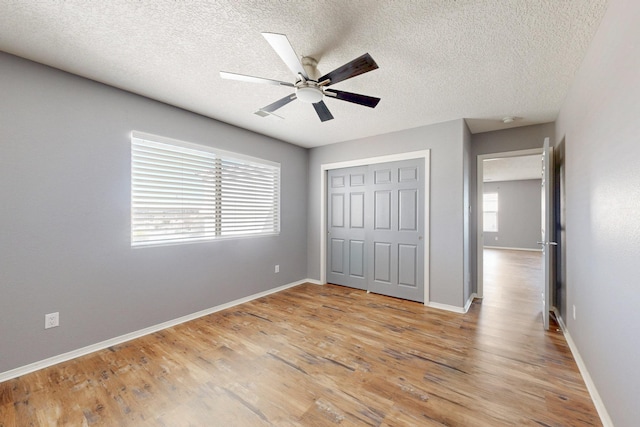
[{"left": 0, "top": 249, "right": 601, "bottom": 426}]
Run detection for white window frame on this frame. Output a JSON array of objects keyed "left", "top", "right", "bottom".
[
  {"left": 483, "top": 192, "right": 499, "bottom": 232},
  {"left": 131, "top": 131, "right": 280, "bottom": 247}
]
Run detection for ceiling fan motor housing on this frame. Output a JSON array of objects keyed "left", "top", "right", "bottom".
[
  {"left": 301, "top": 56, "right": 320, "bottom": 80},
  {"left": 296, "top": 56, "right": 323, "bottom": 103}
]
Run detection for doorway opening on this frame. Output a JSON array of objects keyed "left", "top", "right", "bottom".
[{"left": 476, "top": 149, "right": 542, "bottom": 300}]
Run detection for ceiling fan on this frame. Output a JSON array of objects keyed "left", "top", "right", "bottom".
[{"left": 220, "top": 32, "right": 380, "bottom": 122}]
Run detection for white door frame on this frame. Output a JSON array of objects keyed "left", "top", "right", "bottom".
[
  {"left": 476, "top": 148, "right": 542, "bottom": 298},
  {"left": 320, "top": 150, "right": 431, "bottom": 304}
]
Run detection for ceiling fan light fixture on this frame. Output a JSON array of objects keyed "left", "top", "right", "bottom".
[{"left": 296, "top": 86, "right": 324, "bottom": 104}]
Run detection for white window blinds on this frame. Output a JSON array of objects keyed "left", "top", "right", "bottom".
[{"left": 131, "top": 132, "right": 280, "bottom": 247}]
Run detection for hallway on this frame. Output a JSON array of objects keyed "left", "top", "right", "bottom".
[
  {"left": 481, "top": 248, "right": 543, "bottom": 321},
  {"left": 469, "top": 248, "right": 597, "bottom": 424}
]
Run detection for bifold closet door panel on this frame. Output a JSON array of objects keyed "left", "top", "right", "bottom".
[
  {"left": 326, "top": 167, "right": 367, "bottom": 290},
  {"left": 368, "top": 159, "right": 424, "bottom": 302}
]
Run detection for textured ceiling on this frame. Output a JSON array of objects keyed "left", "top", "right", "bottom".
[
  {"left": 483, "top": 155, "right": 542, "bottom": 182},
  {"left": 0, "top": 1, "right": 607, "bottom": 148}
]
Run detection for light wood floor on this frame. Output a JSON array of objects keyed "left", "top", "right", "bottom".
[{"left": 0, "top": 249, "right": 600, "bottom": 426}]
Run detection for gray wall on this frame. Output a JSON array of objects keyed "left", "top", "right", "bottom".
[
  {"left": 483, "top": 180, "right": 542, "bottom": 250},
  {"left": 555, "top": 0, "right": 640, "bottom": 424},
  {"left": 469, "top": 123, "right": 553, "bottom": 293},
  {"left": 462, "top": 123, "right": 472, "bottom": 302},
  {"left": 0, "top": 53, "right": 308, "bottom": 374},
  {"left": 307, "top": 119, "right": 467, "bottom": 308}
]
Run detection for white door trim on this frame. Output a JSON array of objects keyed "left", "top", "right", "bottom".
[
  {"left": 320, "top": 150, "right": 431, "bottom": 305},
  {"left": 476, "top": 148, "right": 542, "bottom": 298}
]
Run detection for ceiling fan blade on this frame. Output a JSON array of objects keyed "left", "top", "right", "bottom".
[
  {"left": 313, "top": 101, "right": 334, "bottom": 122},
  {"left": 319, "top": 53, "right": 378, "bottom": 86},
  {"left": 256, "top": 94, "right": 297, "bottom": 115},
  {"left": 324, "top": 89, "right": 380, "bottom": 108},
  {"left": 262, "top": 32, "right": 308, "bottom": 79},
  {"left": 220, "top": 71, "right": 294, "bottom": 87}
]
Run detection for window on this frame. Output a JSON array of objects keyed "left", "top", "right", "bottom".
[
  {"left": 483, "top": 192, "right": 498, "bottom": 232},
  {"left": 131, "top": 132, "right": 280, "bottom": 247}
]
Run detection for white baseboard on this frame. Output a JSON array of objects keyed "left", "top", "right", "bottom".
[
  {"left": 305, "top": 279, "right": 324, "bottom": 285},
  {"left": 553, "top": 310, "right": 614, "bottom": 427},
  {"left": 483, "top": 246, "right": 542, "bottom": 252},
  {"left": 427, "top": 293, "right": 477, "bottom": 314},
  {"left": 464, "top": 293, "right": 478, "bottom": 312},
  {"left": 427, "top": 301, "right": 465, "bottom": 314},
  {"left": 0, "top": 279, "right": 314, "bottom": 383}
]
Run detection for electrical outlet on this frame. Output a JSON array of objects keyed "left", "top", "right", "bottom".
[
  {"left": 45, "top": 312, "right": 59, "bottom": 329},
  {"left": 495, "top": 236, "right": 499, "bottom": 241},
  {"left": 275, "top": 264, "right": 280, "bottom": 273},
  {"left": 573, "top": 305, "right": 576, "bottom": 320}
]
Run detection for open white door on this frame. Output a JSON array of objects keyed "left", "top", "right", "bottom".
[{"left": 540, "top": 137, "right": 556, "bottom": 330}]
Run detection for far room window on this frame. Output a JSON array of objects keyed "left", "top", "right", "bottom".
[
  {"left": 483, "top": 192, "right": 498, "bottom": 232},
  {"left": 131, "top": 132, "right": 280, "bottom": 247}
]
